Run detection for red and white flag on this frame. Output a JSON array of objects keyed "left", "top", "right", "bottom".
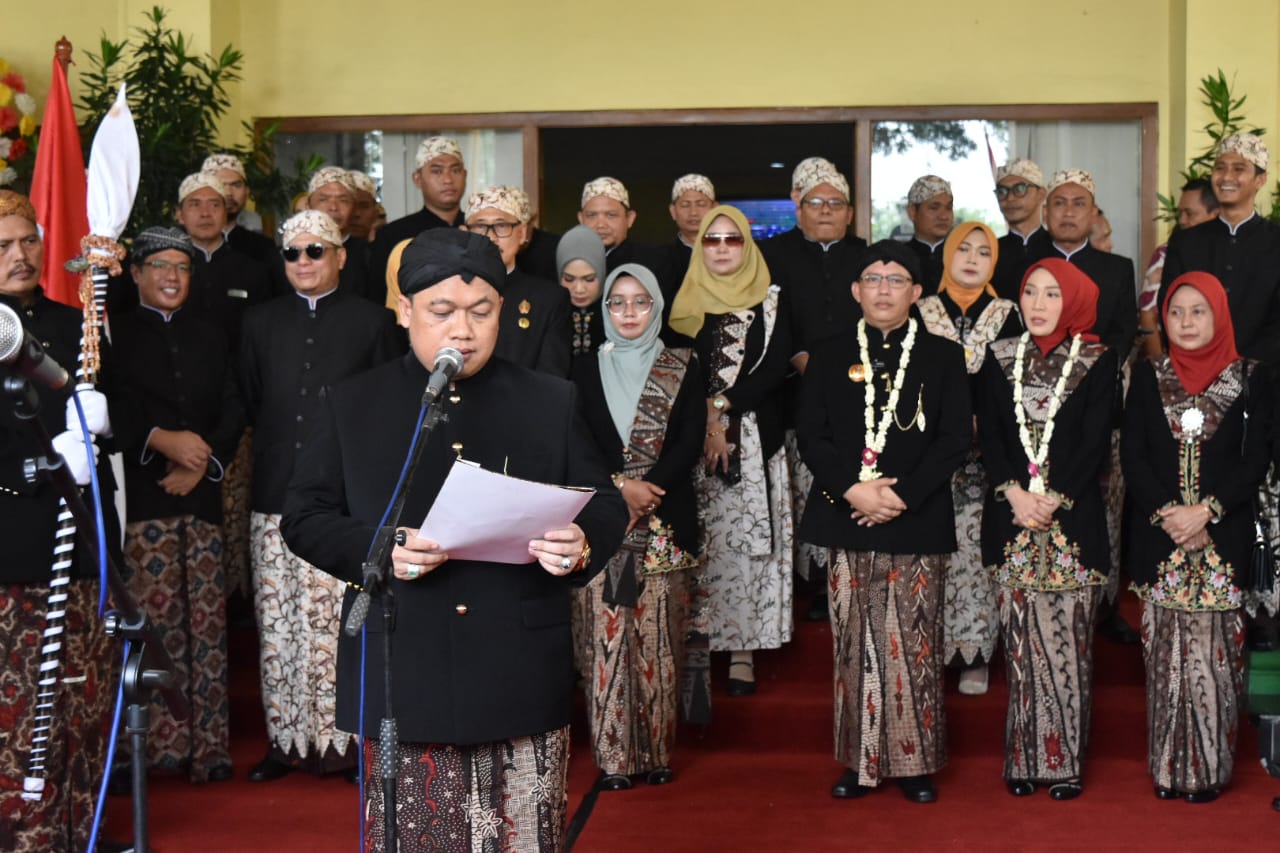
[{"left": 29, "top": 56, "right": 88, "bottom": 308}]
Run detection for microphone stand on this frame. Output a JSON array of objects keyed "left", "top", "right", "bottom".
[
  {"left": 343, "top": 381, "right": 451, "bottom": 853},
  {"left": 4, "top": 375, "right": 189, "bottom": 853}
]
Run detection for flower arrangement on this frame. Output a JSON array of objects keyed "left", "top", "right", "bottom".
[{"left": 0, "top": 58, "right": 38, "bottom": 190}]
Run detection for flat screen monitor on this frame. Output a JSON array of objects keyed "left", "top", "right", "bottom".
[{"left": 726, "top": 199, "right": 795, "bottom": 241}]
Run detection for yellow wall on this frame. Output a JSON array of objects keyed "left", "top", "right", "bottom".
[{"left": 7, "top": 0, "right": 1280, "bottom": 201}]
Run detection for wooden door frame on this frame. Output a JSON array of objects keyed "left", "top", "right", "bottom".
[{"left": 263, "top": 102, "right": 1158, "bottom": 261}]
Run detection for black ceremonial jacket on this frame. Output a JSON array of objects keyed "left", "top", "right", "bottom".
[
  {"left": 758, "top": 227, "right": 869, "bottom": 356},
  {"left": 281, "top": 355, "right": 628, "bottom": 744},
  {"left": 1027, "top": 241, "right": 1138, "bottom": 363},
  {"left": 239, "top": 289, "right": 404, "bottom": 514},
  {"left": 494, "top": 269, "right": 572, "bottom": 378},
  {"left": 797, "top": 322, "right": 971, "bottom": 554}
]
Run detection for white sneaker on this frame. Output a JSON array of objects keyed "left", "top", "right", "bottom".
[{"left": 958, "top": 664, "right": 989, "bottom": 695}]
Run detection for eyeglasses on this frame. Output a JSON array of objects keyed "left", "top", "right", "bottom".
[
  {"left": 605, "top": 295, "right": 655, "bottom": 315},
  {"left": 467, "top": 221, "right": 519, "bottom": 238},
  {"left": 281, "top": 243, "right": 329, "bottom": 262},
  {"left": 701, "top": 232, "right": 745, "bottom": 247},
  {"left": 994, "top": 182, "right": 1034, "bottom": 200},
  {"left": 144, "top": 259, "right": 192, "bottom": 275},
  {"left": 859, "top": 273, "right": 913, "bottom": 289},
  {"left": 800, "top": 197, "right": 849, "bottom": 211}
]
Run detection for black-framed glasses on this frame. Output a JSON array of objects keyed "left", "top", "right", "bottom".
[
  {"left": 800, "top": 197, "right": 849, "bottom": 211},
  {"left": 605, "top": 295, "right": 655, "bottom": 315},
  {"left": 701, "top": 232, "right": 745, "bottom": 247},
  {"left": 281, "top": 243, "right": 328, "bottom": 263},
  {"left": 859, "top": 273, "right": 913, "bottom": 289},
  {"left": 467, "top": 221, "right": 519, "bottom": 238},
  {"left": 144, "top": 259, "right": 192, "bottom": 275},
  {"left": 994, "top": 182, "right": 1033, "bottom": 200}
]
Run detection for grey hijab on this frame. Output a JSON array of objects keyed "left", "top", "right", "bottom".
[
  {"left": 598, "top": 263, "right": 665, "bottom": 444},
  {"left": 555, "top": 224, "right": 607, "bottom": 283}
]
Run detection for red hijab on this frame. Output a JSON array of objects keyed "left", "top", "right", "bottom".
[
  {"left": 1161, "top": 271, "right": 1240, "bottom": 395},
  {"left": 1020, "top": 258, "right": 1100, "bottom": 356}
]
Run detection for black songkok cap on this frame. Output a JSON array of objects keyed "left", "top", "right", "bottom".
[
  {"left": 398, "top": 228, "right": 507, "bottom": 296},
  {"left": 132, "top": 226, "right": 195, "bottom": 263},
  {"left": 855, "top": 239, "right": 923, "bottom": 284}
]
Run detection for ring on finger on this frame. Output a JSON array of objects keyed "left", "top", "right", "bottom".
[{"left": 559, "top": 556, "right": 573, "bottom": 570}]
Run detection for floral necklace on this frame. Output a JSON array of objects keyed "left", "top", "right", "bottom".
[
  {"left": 1012, "top": 331, "right": 1081, "bottom": 494},
  {"left": 857, "top": 318, "right": 918, "bottom": 481}
]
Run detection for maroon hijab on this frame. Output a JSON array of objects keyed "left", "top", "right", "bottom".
[
  {"left": 1020, "top": 258, "right": 1100, "bottom": 356},
  {"left": 1162, "top": 271, "right": 1240, "bottom": 396}
]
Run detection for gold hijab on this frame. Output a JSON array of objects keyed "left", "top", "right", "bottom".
[
  {"left": 938, "top": 221, "right": 999, "bottom": 314},
  {"left": 668, "top": 205, "right": 772, "bottom": 338}
]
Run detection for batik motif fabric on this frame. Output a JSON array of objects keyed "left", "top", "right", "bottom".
[
  {"left": 0, "top": 581, "right": 114, "bottom": 853},
  {"left": 123, "top": 516, "right": 229, "bottom": 780},
  {"left": 999, "top": 585, "right": 1100, "bottom": 782},
  {"left": 221, "top": 429, "right": 253, "bottom": 597},
  {"left": 830, "top": 550, "right": 947, "bottom": 785},
  {"left": 362, "top": 728, "right": 569, "bottom": 853},
  {"left": 944, "top": 448, "right": 998, "bottom": 665},
  {"left": 1101, "top": 431, "right": 1124, "bottom": 603},
  {"left": 250, "top": 512, "right": 354, "bottom": 766},
  {"left": 580, "top": 569, "right": 688, "bottom": 776},
  {"left": 1140, "top": 603, "right": 1243, "bottom": 793},
  {"left": 784, "top": 429, "right": 828, "bottom": 583}
]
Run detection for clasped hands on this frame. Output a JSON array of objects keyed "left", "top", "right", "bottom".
[
  {"left": 1006, "top": 485, "right": 1060, "bottom": 531},
  {"left": 1158, "top": 504, "right": 1211, "bottom": 551},
  {"left": 390, "top": 523, "right": 589, "bottom": 581},
  {"left": 843, "top": 478, "right": 906, "bottom": 527},
  {"left": 619, "top": 477, "right": 665, "bottom": 533}
]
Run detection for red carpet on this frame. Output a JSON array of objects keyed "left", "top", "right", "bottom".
[{"left": 109, "top": 597, "right": 1279, "bottom": 851}]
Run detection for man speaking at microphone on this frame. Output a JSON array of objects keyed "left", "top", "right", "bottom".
[{"left": 282, "top": 228, "right": 626, "bottom": 852}]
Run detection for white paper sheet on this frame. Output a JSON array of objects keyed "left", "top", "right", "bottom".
[{"left": 419, "top": 459, "right": 595, "bottom": 563}]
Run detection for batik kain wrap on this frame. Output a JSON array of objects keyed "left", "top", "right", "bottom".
[
  {"left": 362, "top": 727, "right": 569, "bottom": 853},
  {"left": 999, "top": 585, "right": 1100, "bottom": 782},
  {"left": 0, "top": 581, "right": 113, "bottom": 853},
  {"left": 1141, "top": 603, "right": 1243, "bottom": 793},
  {"left": 122, "top": 516, "right": 229, "bottom": 780},
  {"left": 582, "top": 348, "right": 695, "bottom": 775},
  {"left": 830, "top": 550, "right": 947, "bottom": 785}
]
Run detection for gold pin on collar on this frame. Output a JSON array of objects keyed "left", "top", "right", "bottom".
[{"left": 848, "top": 364, "right": 866, "bottom": 382}]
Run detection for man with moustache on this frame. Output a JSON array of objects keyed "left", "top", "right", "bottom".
[
  {"left": 281, "top": 227, "right": 626, "bottom": 852},
  {"left": 371, "top": 136, "right": 467, "bottom": 281},
  {"left": 308, "top": 167, "right": 378, "bottom": 305},
  {"left": 797, "top": 240, "right": 971, "bottom": 804},
  {"left": 201, "top": 153, "right": 288, "bottom": 295},
  {"left": 990, "top": 159, "right": 1051, "bottom": 300},
  {"left": 905, "top": 175, "right": 955, "bottom": 289},
  {"left": 0, "top": 190, "right": 118, "bottom": 852},
  {"left": 239, "top": 210, "right": 403, "bottom": 783}
]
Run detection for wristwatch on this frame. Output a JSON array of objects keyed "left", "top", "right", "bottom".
[{"left": 573, "top": 538, "right": 592, "bottom": 572}]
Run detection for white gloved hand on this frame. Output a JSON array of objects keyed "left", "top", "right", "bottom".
[
  {"left": 67, "top": 385, "right": 111, "bottom": 437},
  {"left": 51, "top": 430, "right": 99, "bottom": 486}
]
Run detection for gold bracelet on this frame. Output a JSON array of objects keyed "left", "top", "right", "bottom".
[
  {"left": 612, "top": 473, "right": 625, "bottom": 489},
  {"left": 706, "top": 428, "right": 725, "bottom": 438}
]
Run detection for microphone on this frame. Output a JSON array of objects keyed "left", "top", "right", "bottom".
[
  {"left": 0, "top": 302, "right": 70, "bottom": 390},
  {"left": 423, "top": 347, "right": 464, "bottom": 403}
]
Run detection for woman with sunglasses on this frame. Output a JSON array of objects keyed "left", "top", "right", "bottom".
[
  {"left": 668, "top": 205, "right": 793, "bottom": 701},
  {"left": 978, "top": 259, "right": 1116, "bottom": 801},
  {"left": 1122, "top": 272, "right": 1271, "bottom": 803},
  {"left": 915, "top": 222, "right": 1022, "bottom": 696},
  {"left": 556, "top": 224, "right": 608, "bottom": 360},
  {"left": 571, "top": 263, "right": 704, "bottom": 790}
]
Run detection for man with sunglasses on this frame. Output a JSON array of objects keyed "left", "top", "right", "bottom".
[
  {"left": 238, "top": 210, "right": 403, "bottom": 784},
  {"left": 759, "top": 158, "right": 868, "bottom": 621},
  {"left": 466, "top": 186, "right": 571, "bottom": 377},
  {"left": 990, "top": 159, "right": 1051, "bottom": 300},
  {"left": 905, "top": 175, "right": 955, "bottom": 289}
]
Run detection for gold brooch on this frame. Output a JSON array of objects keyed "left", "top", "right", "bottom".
[
  {"left": 518, "top": 317, "right": 531, "bottom": 329},
  {"left": 518, "top": 299, "right": 531, "bottom": 314},
  {"left": 848, "top": 364, "right": 866, "bottom": 382}
]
